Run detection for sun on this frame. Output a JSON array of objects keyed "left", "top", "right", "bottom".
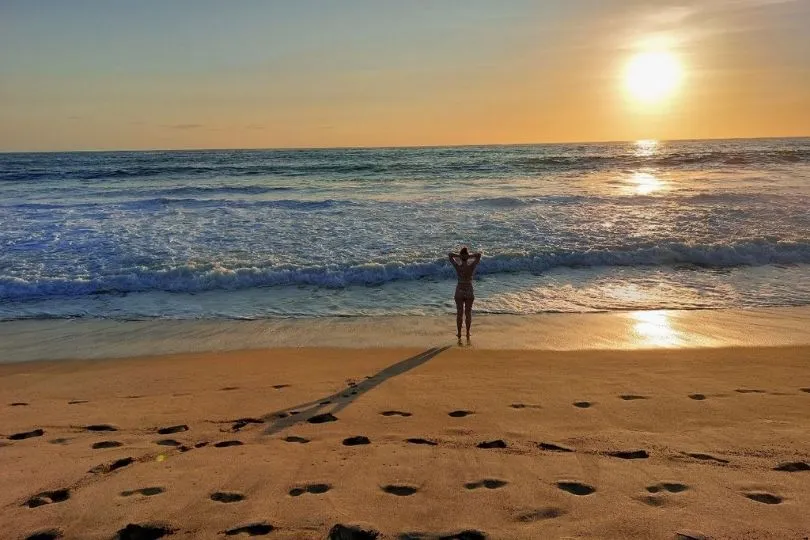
[{"left": 624, "top": 51, "right": 683, "bottom": 105}]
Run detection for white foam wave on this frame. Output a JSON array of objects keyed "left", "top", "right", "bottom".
[{"left": 2, "top": 240, "right": 808, "bottom": 301}]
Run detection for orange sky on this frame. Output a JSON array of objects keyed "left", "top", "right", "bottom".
[{"left": 1, "top": 1, "right": 808, "bottom": 151}]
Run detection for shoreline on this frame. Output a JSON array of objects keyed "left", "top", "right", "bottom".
[{"left": 1, "top": 306, "right": 809, "bottom": 364}]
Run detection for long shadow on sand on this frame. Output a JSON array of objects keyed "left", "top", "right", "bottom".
[{"left": 262, "top": 346, "right": 450, "bottom": 435}]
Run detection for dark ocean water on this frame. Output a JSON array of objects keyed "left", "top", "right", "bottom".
[{"left": 1, "top": 138, "right": 809, "bottom": 319}]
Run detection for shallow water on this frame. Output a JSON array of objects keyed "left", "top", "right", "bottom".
[{"left": 1, "top": 138, "right": 809, "bottom": 319}]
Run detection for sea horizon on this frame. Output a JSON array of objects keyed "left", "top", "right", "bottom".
[{"left": 2, "top": 134, "right": 809, "bottom": 156}]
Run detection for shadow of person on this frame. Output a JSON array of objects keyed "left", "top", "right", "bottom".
[{"left": 262, "top": 346, "right": 451, "bottom": 435}]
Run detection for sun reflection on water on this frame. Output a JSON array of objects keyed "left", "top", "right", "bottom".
[
  {"left": 631, "top": 310, "right": 681, "bottom": 347},
  {"left": 634, "top": 139, "right": 659, "bottom": 157},
  {"left": 630, "top": 171, "right": 664, "bottom": 195}
]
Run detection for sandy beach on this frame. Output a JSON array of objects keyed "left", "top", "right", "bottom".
[{"left": 2, "top": 335, "right": 810, "bottom": 539}]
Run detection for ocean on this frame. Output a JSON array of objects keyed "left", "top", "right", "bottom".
[{"left": 1, "top": 138, "right": 809, "bottom": 321}]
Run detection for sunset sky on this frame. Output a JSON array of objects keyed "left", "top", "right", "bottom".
[{"left": 1, "top": 0, "right": 808, "bottom": 151}]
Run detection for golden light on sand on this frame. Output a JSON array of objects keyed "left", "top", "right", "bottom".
[
  {"left": 631, "top": 310, "right": 680, "bottom": 346},
  {"left": 624, "top": 51, "right": 683, "bottom": 105}
]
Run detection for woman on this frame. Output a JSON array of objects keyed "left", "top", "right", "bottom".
[{"left": 448, "top": 247, "right": 482, "bottom": 341}]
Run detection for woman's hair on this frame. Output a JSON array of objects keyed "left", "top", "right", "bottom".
[{"left": 459, "top": 246, "right": 469, "bottom": 258}]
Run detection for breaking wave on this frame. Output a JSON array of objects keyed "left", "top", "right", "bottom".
[{"left": 3, "top": 240, "right": 808, "bottom": 301}]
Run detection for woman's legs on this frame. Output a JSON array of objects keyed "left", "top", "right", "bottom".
[
  {"left": 464, "top": 298, "right": 474, "bottom": 337},
  {"left": 455, "top": 298, "right": 464, "bottom": 337}
]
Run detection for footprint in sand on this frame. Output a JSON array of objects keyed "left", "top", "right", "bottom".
[
  {"left": 68, "top": 400, "right": 88, "bottom": 405},
  {"left": 328, "top": 524, "right": 380, "bottom": 540},
  {"left": 211, "top": 491, "right": 246, "bottom": 503},
  {"left": 9, "top": 429, "right": 44, "bottom": 440},
  {"left": 735, "top": 388, "right": 766, "bottom": 394},
  {"left": 85, "top": 424, "right": 117, "bottom": 432},
  {"left": 229, "top": 418, "right": 263, "bottom": 432},
  {"left": 157, "top": 424, "right": 188, "bottom": 435},
  {"left": 477, "top": 440, "right": 507, "bottom": 449},
  {"left": 92, "top": 440, "right": 123, "bottom": 449},
  {"left": 400, "top": 530, "right": 486, "bottom": 540},
  {"left": 224, "top": 523, "right": 275, "bottom": 536},
  {"left": 464, "top": 479, "right": 508, "bottom": 490},
  {"left": 448, "top": 410, "right": 473, "bottom": 418},
  {"left": 607, "top": 449, "right": 649, "bottom": 459},
  {"left": 343, "top": 436, "right": 371, "bottom": 446},
  {"left": 510, "top": 403, "right": 541, "bottom": 409},
  {"left": 406, "top": 438, "right": 438, "bottom": 446},
  {"left": 308, "top": 413, "right": 338, "bottom": 424},
  {"left": 538, "top": 442, "right": 574, "bottom": 453},
  {"left": 800, "top": 388, "right": 810, "bottom": 393},
  {"left": 214, "top": 440, "right": 244, "bottom": 448},
  {"left": 25, "top": 529, "right": 62, "bottom": 540},
  {"left": 381, "top": 410, "right": 412, "bottom": 417},
  {"left": 220, "top": 386, "right": 239, "bottom": 391},
  {"left": 115, "top": 524, "right": 174, "bottom": 539},
  {"left": 289, "top": 483, "right": 331, "bottom": 496},
  {"left": 10, "top": 402, "right": 28, "bottom": 407},
  {"left": 121, "top": 487, "right": 165, "bottom": 497},
  {"left": 646, "top": 483, "right": 688, "bottom": 493},
  {"left": 25, "top": 531, "right": 62, "bottom": 540},
  {"left": 49, "top": 438, "right": 71, "bottom": 445},
  {"left": 89, "top": 457, "right": 134, "bottom": 474},
  {"left": 272, "top": 384, "right": 290, "bottom": 390},
  {"left": 619, "top": 395, "right": 648, "bottom": 401},
  {"left": 516, "top": 508, "right": 566, "bottom": 522},
  {"left": 573, "top": 401, "right": 592, "bottom": 408},
  {"left": 774, "top": 461, "right": 810, "bottom": 472},
  {"left": 743, "top": 491, "right": 782, "bottom": 504},
  {"left": 636, "top": 494, "right": 668, "bottom": 507},
  {"left": 382, "top": 485, "right": 418, "bottom": 496},
  {"left": 688, "top": 394, "right": 706, "bottom": 401},
  {"left": 675, "top": 530, "right": 709, "bottom": 540},
  {"left": 283, "top": 436, "right": 310, "bottom": 444},
  {"left": 682, "top": 452, "right": 729, "bottom": 464},
  {"left": 25, "top": 489, "right": 70, "bottom": 508},
  {"left": 156, "top": 439, "right": 183, "bottom": 447},
  {"left": 556, "top": 481, "right": 596, "bottom": 496}
]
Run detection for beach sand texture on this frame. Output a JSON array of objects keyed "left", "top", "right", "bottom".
[{"left": 2, "top": 346, "right": 810, "bottom": 539}]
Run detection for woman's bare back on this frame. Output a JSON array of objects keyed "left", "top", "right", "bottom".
[{"left": 448, "top": 248, "right": 481, "bottom": 340}]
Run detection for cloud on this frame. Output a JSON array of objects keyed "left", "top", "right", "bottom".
[
  {"left": 165, "top": 123, "right": 203, "bottom": 130},
  {"left": 608, "top": 0, "right": 802, "bottom": 52}
]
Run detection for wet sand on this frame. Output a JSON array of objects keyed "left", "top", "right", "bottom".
[
  {"left": 2, "top": 306, "right": 810, "bottom": 363},
  {"left": 2, "top": 345, "right": 810, "bottom": 539}
]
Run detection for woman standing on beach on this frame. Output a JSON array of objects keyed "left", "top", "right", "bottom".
[{"left": 449, "top": 247, "right": 482, "bottom": 341}]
